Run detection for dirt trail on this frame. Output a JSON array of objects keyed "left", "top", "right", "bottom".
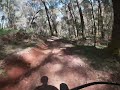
[{"left": 0, "top": 39, "right": 120, "bottom": 90}]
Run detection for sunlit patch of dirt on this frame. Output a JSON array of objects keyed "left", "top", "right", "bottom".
[{"left": 16, "top": 47, "right": 49, "bottom": 68}]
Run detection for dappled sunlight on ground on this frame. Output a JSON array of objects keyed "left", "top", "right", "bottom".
[{"left": 0, "top": 39, "right": 120, "bottom": 90}]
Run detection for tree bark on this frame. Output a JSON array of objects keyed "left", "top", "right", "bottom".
[
  {"left": 90, "top": 0, "right": 97, "bottom": 46},
  {"left": 41, "top": 0, "right": 54, "bottom": 36},
  {"left": 51, "top": 18, "right": 58, "bottom": 36},
  {"left": 97, "top": 0, "right": 104, "bottom": 39},
  {"left": 68, "top": 3, "right": 77, "bottom": 37},
  {"left": 76, "top": 0, "right": 85, "bottom": 38},
  {"left": 30, "top": 9, "right": 41, "bottom": 26},
  {"left": 109, "top": 0, "right": 120, "bottom": 56}
]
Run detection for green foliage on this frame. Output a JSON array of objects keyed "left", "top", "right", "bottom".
[
  {"left": 0, "top": 29, "right": 11, "bottom": 36},
  {"left": 0, "top": 29, "right": 18, "bottom": 36}
]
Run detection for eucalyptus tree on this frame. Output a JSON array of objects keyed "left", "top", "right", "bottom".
[
  {"left": 60, "top": 0, "right": 78, "bottom": 38},
  {"left": 0, "top": 0, "right": 28, "bottom": 29},
  {"left": 76, "top": 0, "right": 85, "bottom": 38},
  {"left": 41, "top": 0, "right": 54, "bottom": 36},
  {"left": 89, "top": 0, "right": 97, "bottom": 46},
  {"left": 109, "top": 0, "right": 120, "bottom": 56},
  {"left": 1, "top": 0, "right": 15, "bottom": 28},
  {"left": 48, "top": 0, "right": 60, "bottom": 36},
  {"left": 97, "top": 0, "right": 104, "bottom": 39}
]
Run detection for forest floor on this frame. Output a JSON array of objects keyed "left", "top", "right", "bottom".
[{"left": 0, "top": 35, "right": 120, "bottom": 90}]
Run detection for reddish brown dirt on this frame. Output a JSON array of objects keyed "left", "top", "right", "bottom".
[{"left": 0, "top": 41, "right": 120, "bottom": 90}]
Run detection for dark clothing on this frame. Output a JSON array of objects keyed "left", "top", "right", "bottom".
[{"left": 34, "top": 85, "right": 58, "bottom": 90}]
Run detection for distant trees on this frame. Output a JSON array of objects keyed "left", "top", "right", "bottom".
[
  {"left": 1, "top": 0, "right": 15, "bottom": 28},
  {"left": 0, "top": 0, "right": 113, "bottom": 47},
  {"left": 1, "top": 15, "right": 5, "bottom": 29}
]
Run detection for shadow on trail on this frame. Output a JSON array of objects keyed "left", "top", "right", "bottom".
[
  {"left": 0, "top": 38, "right": 120, "bottom": 90},
  {"left": 63, "top": 45, "right": 120, "bottom": 71},
  {"left": 34, "top": 76, "right": 58, "bottom": 90},
  {"left": 0, "top": 54, "right": 30, "bottom": 88}
]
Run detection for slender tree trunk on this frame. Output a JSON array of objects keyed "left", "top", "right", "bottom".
[
  {"left": 76, "top": 0, "right": 85, "bottom": 38},
  {"left": 30, "top": 9, "right": 41, "bottom": 26},
  {"left": 7, "top": 0, "right": 11, "bottom": 28},
  {"left": 69, "top": 1, "right": 79, "bottom": 37},
  {"left": 65, "top": 5, "right": 71, "bottom": 37},
  {"left": 90, "top": 0, "right": 97, "bottom": 46},
  {"left": 50, "top": 8, "right": 58, "bottom": 36},
  {"left": 52, "top": 19, "right": 58, "bottom": 36},
  {"left": 97, "top": 0, "right": 100, "bottom": 34},
  {"left": 68, "top": 3, "right": 77, "bottom": 37},
  {"left": 60, "top": 0, "right": 75, "bottom": 38},
  {"left": 41, "top": 0, "right": 54, "bottom": 36},
  {"left": 97, "top": 0, "right": 104, "bottom": 39},
  {"left": 109, "top": 0, "right": 120, "bottom": 56}
]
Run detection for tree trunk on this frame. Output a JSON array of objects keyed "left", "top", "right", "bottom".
[
  {"left": 52, "top": 19, "right": 58, "bottom": 36},
  {"left": 90, "top": 0, "right": 97, "bottom": 46},
  {"left": 41, "top": 0, "right": 54, "bottom": 36},
  {"left": 109, "top": 0, "right": 120, "bottom": 56},
  {"left": 69, "top": 1, "right": 79, "bottom": 37},
  {"left": 97, "top": 0, "right": 104, "bottom": 39},
  {"left": 30, "top": 9, "right": 41, "bottom": 27},
  {"left": 68, "top": 3, "right": 77, "bottom": 37},
  {"left": 76, "top": 0, "right": 85, "bottom": 38}
]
